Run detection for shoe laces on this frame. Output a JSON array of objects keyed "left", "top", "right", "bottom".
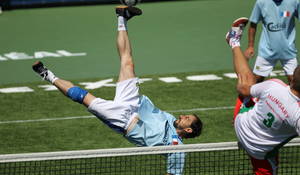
[{"left": 39, "top": 70, "right": 48, "bottom": 80}]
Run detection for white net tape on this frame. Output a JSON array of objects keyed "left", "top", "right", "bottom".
[{"left": 1, "top": 138, "right": 300, "bottom": 163}]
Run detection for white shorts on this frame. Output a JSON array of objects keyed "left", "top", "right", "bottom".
[
  {"left": 87, "top": 78, "right": 140, "bottom": 134},
  {"left": 253, "top": 56, "right": 298, "bottom": 77}
]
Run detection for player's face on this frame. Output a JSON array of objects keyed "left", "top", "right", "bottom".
[{"left": 174, "top": 115, "right": 196, "bottom": 129}]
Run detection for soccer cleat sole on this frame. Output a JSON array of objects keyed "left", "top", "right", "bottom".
[
  {"left": 32, "top": 61, "right": 45, "bottom": 73},
  {"left": 232, "top": 17, "right": 249, "bottom": 28},
  {"left": 115, "top": 6, "right": 142, "bottom": 19}
]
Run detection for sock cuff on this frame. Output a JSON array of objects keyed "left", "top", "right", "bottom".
[
  {"left": 51, "top": 77, "right": 59, "bottom": 84},
  {"left": 118, "top": 16, "right": 127, "bottom": 31},
  {"left": 230, "top": 38, "right": 241, "bottom": 49}
]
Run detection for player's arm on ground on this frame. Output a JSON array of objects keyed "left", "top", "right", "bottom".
[{"left": 232, "top": 47, "right": 256, "bottom": 97}]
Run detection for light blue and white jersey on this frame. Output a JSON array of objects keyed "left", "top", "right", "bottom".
[
  {"left": 126, "top": 95, "right": 185, "bottom": 175},
  {"left": 249, "top": 0, "right": 300, "bottom": 59}
]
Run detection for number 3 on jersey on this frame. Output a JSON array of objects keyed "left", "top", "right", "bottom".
[{"left": 263, "top": 112, "right": 275, "bottom": 128}]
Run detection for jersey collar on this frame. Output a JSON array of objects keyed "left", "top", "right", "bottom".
[{"left": 288, "top": 86, "right": 300, "bottom": 101}]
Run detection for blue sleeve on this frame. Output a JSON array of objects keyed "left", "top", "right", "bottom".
[
  {"left": 167, "top": 152, "right": 185, "bottom": 175},
  {"left": 249, "top": 0, "right": 262, "bottom": 24}
]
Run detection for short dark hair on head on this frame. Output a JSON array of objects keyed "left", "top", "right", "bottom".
[
  {"left": 185, "top": 114, "right": 203, "bottom": 139},
  {"left": 292, "top": 66, "right": 300, "bottom": 93}
]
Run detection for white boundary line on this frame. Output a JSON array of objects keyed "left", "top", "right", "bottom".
[
  {"left": 0, "top": 106, "right": 234, "bottom": 124},
  {"left": 0, "top": 116, "right": 95, "bottom": 124},
  {"left": 168, "top": 106, "right": 234, "bottom": 113}
]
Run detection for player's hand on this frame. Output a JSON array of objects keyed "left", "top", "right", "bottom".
[{"left": 244, "top": 47, "right": 255, "bottom": 59}]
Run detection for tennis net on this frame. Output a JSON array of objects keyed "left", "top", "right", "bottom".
[{"left": 1, "top": 138, "right": 300, "bottom": 175}]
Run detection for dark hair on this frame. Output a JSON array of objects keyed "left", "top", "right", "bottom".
[
  {"left": 184, "top": 114, "right": 203, "bottom": 139},
  {"left": 291, "top": 66, "right": 300, "bottom": 93}
]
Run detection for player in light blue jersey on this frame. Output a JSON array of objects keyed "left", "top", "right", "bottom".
[
  {"left": 32, "top": 6, "right": 202, "bottom": 175},
  {"left": 244, "top": 0, "right": 300, "bottom": 83}
]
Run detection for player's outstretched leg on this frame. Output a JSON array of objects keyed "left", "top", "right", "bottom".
[
  {"left": 115, "top": 6, "right": 142, "bottom": 82},
  {"left": 32, "top": 61, "right": 95, "bottom": 107},
  {"left": 226, "top": 18, "right": 257, "bottom": 117},
  {"left": 226, "top": 17, "right": 248, "bottom": 48}
]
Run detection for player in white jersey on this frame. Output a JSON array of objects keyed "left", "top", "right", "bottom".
[
  {"left": 244, "top": 0, "right": 300, "bottom": 83},
  {"left": 226, "top": 17, "right": 300, "bottom": 175}
]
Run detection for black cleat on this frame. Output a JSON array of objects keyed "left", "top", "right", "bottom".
[
  {"left": 32, "top": 61, "right": 55, "bottom": 82},
  {"left": 32, "top": 61, "right": 48, "bottom": 78},
  {"left": 116, "top": 6, "right": 142, "bottom": 20}
]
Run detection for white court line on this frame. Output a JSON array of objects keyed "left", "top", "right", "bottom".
[
  {"left": 168, "top": 106, "right": 234, "bottom": 113},
  {"left": 0, "top": 116, "right": 94, "bottom": 124},
  {"left": 0, "top": 106, "right": 234, "bottom": 124}
]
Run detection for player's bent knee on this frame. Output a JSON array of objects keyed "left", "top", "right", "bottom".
[{"left": 67, "top": 86, "right": 88, "bottom": 104}]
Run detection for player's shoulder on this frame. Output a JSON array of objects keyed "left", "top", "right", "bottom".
[
  {"left": 266, "top": 78, "right": 288, "bottom": 87},
  {"left": 252, "top": 79, "right": 288, "bottom": 93},
  {"left": 251, "top": 0, "right": 268, "bottom": 11},
  {"left": 288, "top": 0, "right": 300, "bottom": 4},
  {"left": 283, "top": 0, "right": 299, "bottom": 6},
  {"left": 293, "top": 0, "right": 300, "bottom": 7}
]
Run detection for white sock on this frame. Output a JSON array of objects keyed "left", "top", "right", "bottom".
[
  {"left": 229, "top": 27, "right": 242, "bottom": 48},
  {"left": 51, "top": 77, "right": 59, "bottom": 84},
  {"left": 230, "top": 38, "right": 240, "bottom": 48},
  {"left": 118, "top": 16, "right": 127, "bottom": 31},
  {"left": 45, "top": 70, "right": 58, "bottom": 84}
]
